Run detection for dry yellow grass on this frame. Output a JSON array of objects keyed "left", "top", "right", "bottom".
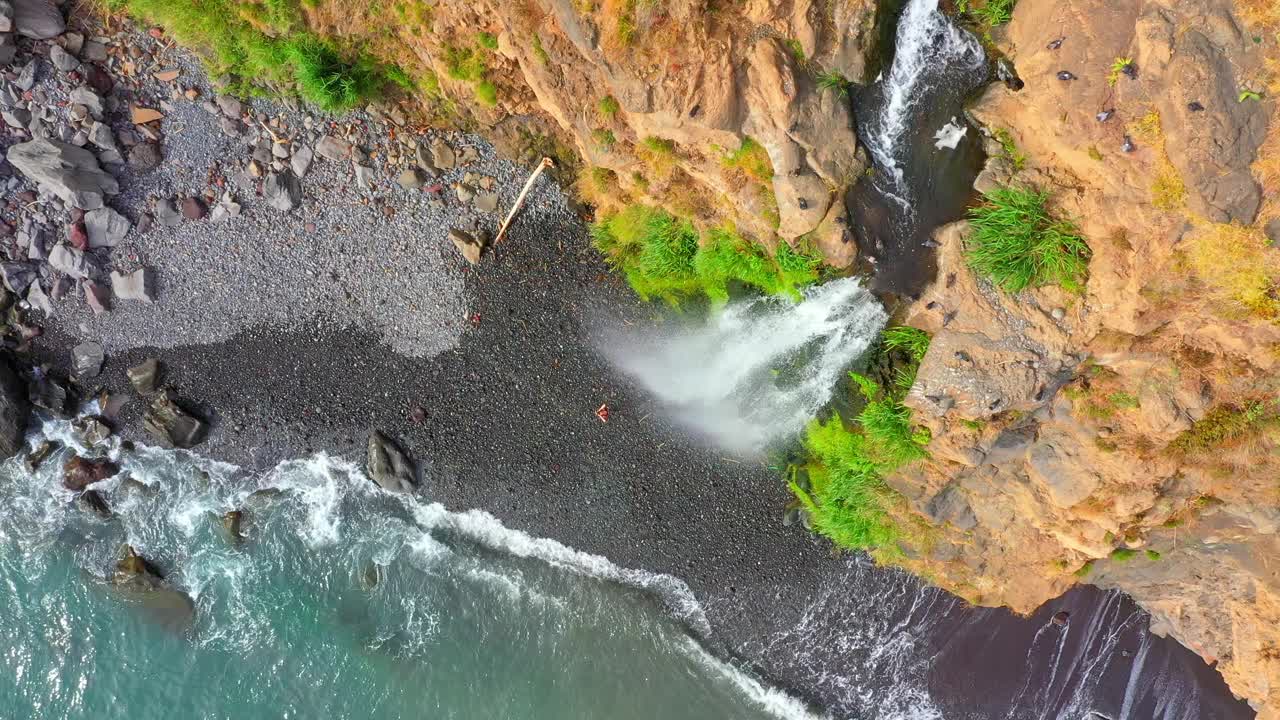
[
  {"left": 1186, "top": 222, "right": 1280, "bottom": 319},
  {"left": 1127, "top": 111, "right": 1186, "bottom": 212}
]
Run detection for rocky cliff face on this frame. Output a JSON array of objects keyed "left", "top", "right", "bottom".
[
  {"left": 886, "top": 0, "right": 1280, "bottom": 715},
  {"left": 303, "top": 0, "right": 876, "bottom": 262}
]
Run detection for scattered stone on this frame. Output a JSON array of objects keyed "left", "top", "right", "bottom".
[
  {"left": 63, "top": 454, "right": 118, "bottom": 491},
  {"left": 6, "top": 138, "right": 119, "bottom": 209},
  {"left": 354, "top": 163, "right": 375, "bottom": 189},
  {"left": 414, "top": 143, "right": 438, "bottom": 177},
  {"left": 366, "top": 430, "right": 416, "bottom": 493},
  {"left": 130, "top": 104, "right": 164, "bottom": 125},
  {"left": 84, "top": 206, "right": 131, "bottom": 248},
  {"left": 0, "top": 261, "right": 35, "bottom": 294},
  {"left": 457, "top": 145, "right": 480, "bottom": 165},
  {"left": 1051, "top": 611, "right": 1071, "bottom": 627},
  {"left": 475, "top": 191, "right": 499, "bottom": 213},
  {"left": 289, "top": 145, "right": 313, "bottom": 178},
  {"left": 219, "top": 116, "right": 243, "bottom": 137},
  {"left": 127, "top": 358, "right": 161, "bottom": 395},
  {"left": 83, "top": 280, "right": 110, "bottom": 314},
  {"left": 144, "top": 390, "right": 208, "bottom": 449},
  {"left": 3, "top": 108, "right": 30, "bottom": 128},
  {"left": 81, "top": 40, "right": 107, "bottom": 63},
  {"left": 1051, "top": 307, "right": 1066, "bottom": 321},
  {"left": 154, "top": 197, "right": 181, "bottom": 227},
  {"left": 264, "top": 169, "right": 302, "bottom": 212},
  {"left": 215, "top": 94, "right": 242, "bottom": 118},
  {"left": 1056, "top": 70, "right": 1077, "bottom": 81},
  {"left": 180, "top": 196, "right": 206, "bottom": 220},
  {"left": 0, "top": 0, "right": 12, "bottom": 33},
  {"left": 153, "top": 68, "right": 180, "bottom": 82},
  {"left": 49, "top": 44, "right": 77, "bottom": 72},
  {"left": 397, "top": 167, "right": 425, "bottom": 189},
  {"left": 315, "top": 135, "right": 351, "bottom": 161},
  {"left": 110, "top": 268, "right": 153, "bottom": 303},
  {"left": 13, "top": 0, "right": 65, "bottom": 39},
  {"left": 1187, "top": 101, "right": 1205, "bottom": 112},
  {"left": 271, "top": 142, "right": 290, "bottom": 159},
  {"left": 88, "top": 121, "right": 116, "bottom": 151},
  {"left": 15, "top": 59, "right": 35, "bottom": 90},
  {"left": 449, "top": 228, "right": 486, "bottom": 265},
  {"left": 127, "top": 142, "right": 161, "bottom": 171},
  {"left": 26, "top": 280, "right": 52, "bottom": 315},
  {"left": 48, "top": 243, "right": 95, "bottom": 279},
  {"left": 429, "top": 139, "right": 456, "bottom": 170},
  {"left": 455, "top": 183, "right": 475, "bottom": 203}
]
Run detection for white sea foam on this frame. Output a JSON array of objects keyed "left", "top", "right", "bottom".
[{"left": 933, "top": 117, "right": 968, "bottom": 150}]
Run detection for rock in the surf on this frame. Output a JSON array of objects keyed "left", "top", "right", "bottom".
[
  {"left": 63, "top": 454, "right": 119, "bottom": 491},
  {"left": 77, "top": 489, "right": 111, "bottom": 518},
  {"left": 143, "top": 390, "right": 208, "bottom": 449},
  {"left": 366, "top": 430, "right": 416, "bottom": 493},
  {"left": 221, "top": 510, "right": 245, "bottom": 544},
  {"left": 110, "top": 545, "right": 196, "bottom": 630}
]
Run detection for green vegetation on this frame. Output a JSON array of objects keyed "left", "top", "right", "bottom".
[
  {"left": 991, "top": 128, "right": 1026, "bottom": 171},
  {"left": 815, "top": 69, "right": 851, "bottom": 96},
  {"left": 476, "top": 32, "right": 499, "bottom": 50},
  {"left": 1074, "top": 560, "right": 1095, "bottom": 577},
  {"left": 598, "top": 95, "right": 621, "bottom": 117},
  {"left": 101, "top": 0, "right": 402, "bottom": 111},
  {"left": 721, "top": 137, "right": 773, "bottom": 183},
  {"left": 962, "top": 0, "right": 1015, "bottom": 26},
  {"left": 1239, "top": 89, "right": 1264, "bottom": 102},
  {"left": 1167, "top": 401, "right": 1279, "bottom": 455},
  {"left": 531, "top": 34, "right": 550, "bottom": 65},
  {"left": 591, "top": 128, "right": 617, "bottom": 148},
  {"left": 966, "top": 186, "right": 1090, "bottom": 293},
  {"left": 790, "top": 330, "right": 932, "bottom": 553},
  {"left": 1110, "top": 548, "right": 1137, "bottom": 562},
  {"left": 590, "top": 205, "right": 821, "bottom": 305},
  {"left": 474, "top": 80, "right": 498, "bottom": 107},
  {"left": 1145, "top": 549, "right": 1162, "bottom": 561},
  {"left": 641, "top": 136, "right": 676, "bottom": 156},
  {"left": 1107, "top": 57, "right": 1133, "bottom": 86},
  {"left": 785, "top": 38, "right": 806, "bottom": 63}
]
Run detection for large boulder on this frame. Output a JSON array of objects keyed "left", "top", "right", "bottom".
[
  {"left": 13, "top": 0, "right": 64, "bottom": 39},
  {"left": 6, "top": 138, "right": 119, "bottom": 209},
  {"left": 143, "top": 390, "right": 208, "bottom": 448},
  {"left": 63, "top": 454, "right": 119, "bottom": 491},
  {"left": 366, "top": 430, "right": 416, "bottom": 493},
  {"left": 110, "top": 545, "right": 195, "bottom": 632},
  {"left": 0, "top": 355, "right": 30, "bottom": 460}
]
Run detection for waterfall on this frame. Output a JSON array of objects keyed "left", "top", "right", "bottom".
[
  {"left": 602, "top": 278, "right": 887, "bottom": 453},
  {"left": 863, "top": 0, "right": 985, "bottom": 208}
]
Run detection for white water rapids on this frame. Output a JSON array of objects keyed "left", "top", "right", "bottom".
[
  {"left": 602, "top": 278, "right": 887, "bottom": 453},
  {"left": 865, "top": 0, "right": 985, "bottom": 204}
]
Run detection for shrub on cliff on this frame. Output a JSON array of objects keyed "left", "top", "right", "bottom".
[
  {"left": 966, "top": 186, "right": 1090, "bottom": 293},
  {"left": 590, "top": 205, "right": 820, "bottom": 305},
  {"left": 790, "top": 329, "right": 932, "bottom": 554}
]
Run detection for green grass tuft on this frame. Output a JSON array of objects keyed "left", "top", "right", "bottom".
[
  {"left": 591, "top": 205, "right": 820, "bottom": 305},
  {"left": 105, "top": 0, "right": 399, "bottom": 112},
  {"left": 474, "top": 80, "right": 498, "bottom": 107},
  {"left": 476, "top": 31, "right": 499, "bottom": 50},
  {"left": 815, "top": 69, "right": 851, "bottom": 96},
  {"left": 1145, "top": 549, "right": 1162, "bottom": 560},
  {"left": 1110, "top": 548, "right": 1138, "bottom": 562},
  {"left": 971, "top": 0, "right": 1015, "bottom": 25},
  {"left": 721, "top": 137, "right": 774, "bottom": 184},
  {"left": 966, "top": 186, "right": 1090, "bottom": 293},
  {"left": 598, "top": 95, "right": 621, "bottom": 117},
  {"left": 1168, "top": 402, "right": 1279, "bottom": 455}
]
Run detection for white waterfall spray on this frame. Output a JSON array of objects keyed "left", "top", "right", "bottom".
[
  {"left": 865, "top": 0, "right": 984, "bottom": 201},
  {"left": 602, "top": 278, "right": 887, "bottom": 454}
]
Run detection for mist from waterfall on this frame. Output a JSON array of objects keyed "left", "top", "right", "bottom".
[{"left": 601, "top": 278, "right": 887, "bottom": 454}]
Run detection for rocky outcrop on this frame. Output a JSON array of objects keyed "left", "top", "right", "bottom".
[
  {"left": 883, "top": 0, "right": 1280, "bottom": 715},
  {"left": 63, "top": 455, "right": 119, "bottom": 491},
  {"left": 366, "top": 430, "right": 416, "bottom": 493},
  {"left": 0, "top": 354, "right": 30, "bottom": 459},
  {"left": 302, "top": 0, "right": 877, "bottom": 261},
  {"left": 110, "top": 545, "right": 195, "bottom": 631},
  {"left": 143, "top": 390, "right": 208, "bottom": 449}
]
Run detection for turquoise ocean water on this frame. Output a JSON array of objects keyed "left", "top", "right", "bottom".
[{"left": 0, "top": 414, "right": 818, "bottom": 720}]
